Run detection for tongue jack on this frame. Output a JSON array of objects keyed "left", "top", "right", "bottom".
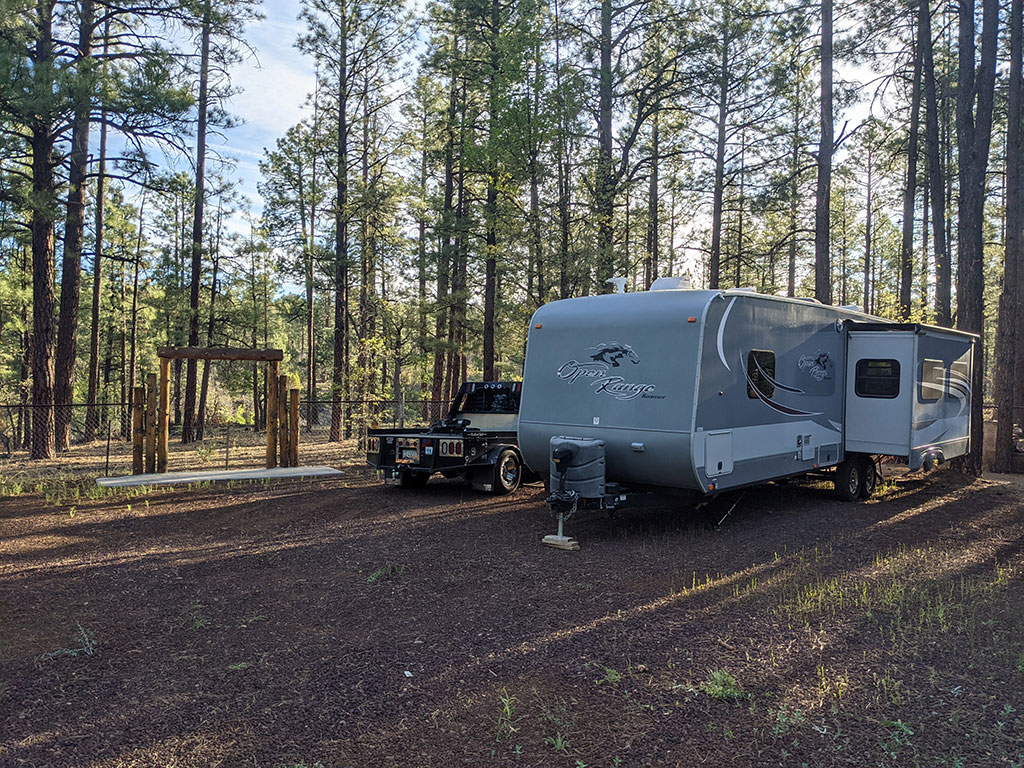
[{"left": 543, "top": 446, "right": 580, "bottom": 550}]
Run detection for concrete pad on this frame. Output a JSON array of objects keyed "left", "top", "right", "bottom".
[{"left": 97, "top": 465, "right": 344, "bottom": 488}]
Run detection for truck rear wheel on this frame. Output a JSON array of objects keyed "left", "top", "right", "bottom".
[
  {"left": 834, "top": 457, "right": 863, "bottom": 502},
  {"left": 399, "top": 470, "right": 430, "bottom": 488},
  {"left": 493, "top": 449, "right": 522, "bottom": 494}
]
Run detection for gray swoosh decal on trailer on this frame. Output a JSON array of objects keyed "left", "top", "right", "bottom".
[
  {"left": 743, "top": 354, "right": 822, "bottom": 417},
  {"left": 717, "top": 297, "right": 737, "bottom": 371},
  {"left": 752, "top": 353, "right": 804, "bottom": 394}
]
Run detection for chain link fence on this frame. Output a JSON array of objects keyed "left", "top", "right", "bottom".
[{"left": 0, "top": 398, "right": 452, "bottom": 477}]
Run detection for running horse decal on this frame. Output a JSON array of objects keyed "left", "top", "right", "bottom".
[{"left": 589, "top": 342, "right": 640, "bottom": 368}]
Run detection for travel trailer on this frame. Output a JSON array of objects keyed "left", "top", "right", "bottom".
[{"left": 518, "top": 285, "right": 975, "bottom": 524}]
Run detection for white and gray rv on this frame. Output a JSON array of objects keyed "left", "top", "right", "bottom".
[{"left": 518, "top": 285, "right": 975, "bottom": 513}]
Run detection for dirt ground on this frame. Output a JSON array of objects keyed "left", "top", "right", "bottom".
[{"left": 1, "top": 457, "right": 1023, "bottom": 768}]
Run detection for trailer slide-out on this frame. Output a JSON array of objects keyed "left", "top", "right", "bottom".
[{"left": 518, "top": 285, "right": 975, "bottom": 514}]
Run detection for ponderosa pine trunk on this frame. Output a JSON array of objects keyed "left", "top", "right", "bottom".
[
  {"left": 813, "top": 0, "right": 834, "bottom": 304},
  {"left": 54, "top": 0, "right": 95, "bottom": 451},
  {"left": 482, "top": 0, "right": 500, "bottom": 380},
  {"left": 646, "top": 115, "right": 659, "bottom": 288},
  {"left": 898, "top": 13, "right": 924, "bottom": 320},
  {"left": 330, "top": 1, "right": 349, "bottom": 442},
  {"left": 863, "top": 143, "right": 873, "bottom": 314},
  {"left": 431, "top": 54, "right": 457, "bottom": 409},
  {"left": 709, "top": 9, "right": 729, "bottom": 290},
  {"left": 554, "top": 0, "right": 571, "bottom": 299},
  {"left": 84, "top": 27, "right": 109, "bottom": 442},
  {"left": 955, "top": 0, "right": 998, "bottom": 476},
  {"left": 922, "top": 0, "right": 950, "bottom": 325},
  {"left": 30, "top": 0, "right": 57, "bottom": 460},
  {"left": 994, "top": 0, "right": 1022, "bottom": 473},
  {"left": 183, "top": 0, "right": 211, "bottom": 443},
  {"left": 595, "top": 0, "right": 614, "bottom": 290}
]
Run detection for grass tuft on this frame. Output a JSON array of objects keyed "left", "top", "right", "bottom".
[
  {"left": 700, "top": 669, "right": 747, "bottom": 700},
  {"left": 38, "top": 621, "right": 97, "bottom": 662},
  {"left": 366, "top": 562, "right": 405, "bottom": 584}
]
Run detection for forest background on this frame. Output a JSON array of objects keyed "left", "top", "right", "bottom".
[{"left": 0, "top": 0, "right": 1020, "bottom": 474}]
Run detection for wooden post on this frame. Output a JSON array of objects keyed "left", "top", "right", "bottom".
[
  {"left": 145, "top": 372, "right": 157, "bottom": 474},
  {"left": 289, "top": 388, "right": 300, "bottom": 467},
  {"left": 132, "top": 386, "right": 145, "bottom": 474},
  {"left": 157, "top": 357, "right": 170, "bottom": 473},
  {"left": 266, "top": 360, "right": 279, "bottom": 468},
  {"left": 278, "top": 374, "right": 289, "bottom": 467}
]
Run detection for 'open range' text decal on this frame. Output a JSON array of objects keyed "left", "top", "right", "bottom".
[{"left": 556, "top": 343, "right": 664, "bottom": 400}]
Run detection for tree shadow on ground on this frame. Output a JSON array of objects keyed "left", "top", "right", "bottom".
[{"left": 1, "top": 468, "right": 1020, "bottom": 768}]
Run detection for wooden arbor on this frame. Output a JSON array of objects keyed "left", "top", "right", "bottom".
[{"left": 132, "top": 347, "right": 299, "bottom": 474}]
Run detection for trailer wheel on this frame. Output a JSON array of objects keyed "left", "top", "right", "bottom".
[
  {"left": 399, "top": 470, "right": 429, "bottom": 488},
  {"left": 834, "top": 458, "right": 863, "bottom": 502},
  {"left": 860, "top": 457, "right": 877, "bottom": 499},
  {"left": 492, "top": 449, "right": 522, "bottom": 494}
]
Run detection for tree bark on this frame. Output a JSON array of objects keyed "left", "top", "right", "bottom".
[
  {"left": 330, "top": 0, "right": 349, "bottom": 442},
  {"left": 813, "top": 0, "right": 834, "bottom": 304},
  {"left": 595, "top": 0, "right": 615, "bottom": 290},
  {"left": 30, "top": 0, "right": 58, "bottom": 460},
  {"left": 482, "top": 0, "right": 500, "bottom": 380},
  {"left": 554, "top": 0, "right": 571, "bottom": 300},
  {"left": 645, "top": 115, "right": 659, "bottom": 288},
  {"left": 787, "top": 69, "right": 801, "bottom": 298},
  {"left": 54, "top": 0, "right": 96, "bottom": 450},
  {"left": 994, "top": 0, "right": 1022, "bottom": 473},
  {"left": 955, "top": 0, "right": 998, "bottom": 476},
  {"left": 196, "top": 207, "right": 222, "bottom": 440},
  {"left": 431, "top": 53, "right": 458, "bottom": 409},
  {"left": 863, "top": 142, "right": 873, "bottom": 314},
  {"left": 898, "top": 13, "right": 924, "bottom": 320},
  {"left": 183, "top": 0, "right": 211, "bottom": 443},
  {"left": 128, "top": 196, "right": 144, "bottom": 434},
  {"left": 709, "top": 9, "right": 729, "bottom": 290},
  {"left": 84, "top": 23, "right": 109, "bottom": 442}
]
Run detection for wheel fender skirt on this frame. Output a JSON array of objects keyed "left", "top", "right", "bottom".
[{"left": 482, "top": 444, "right": 517, "bottom": 464}]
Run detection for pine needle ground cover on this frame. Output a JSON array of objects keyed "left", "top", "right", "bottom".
[{"left": 1, "top": 462, "right": 1021, "bottom": 767}]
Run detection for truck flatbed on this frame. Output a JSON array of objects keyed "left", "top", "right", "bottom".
[{"left": 366, "top": 382, "right": 526, "bottom": 493}]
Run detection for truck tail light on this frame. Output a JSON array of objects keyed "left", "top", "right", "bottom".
[
  {"left": 440, "top": 440, "right": 464, "bottom": 457},
  {"left": 367, "top": 437, "right": 380, "bottom": 453}
]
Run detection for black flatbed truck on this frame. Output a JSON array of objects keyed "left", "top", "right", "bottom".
[{"left": 366, "top": 382, "right": 527, "bottom": 493}]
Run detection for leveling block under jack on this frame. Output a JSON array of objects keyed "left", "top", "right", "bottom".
[{"left": 543, "top": 486, "right": 580, "bottom": 550}]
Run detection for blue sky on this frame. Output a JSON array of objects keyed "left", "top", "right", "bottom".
[{"left": 205, "top": 0, "right": 317, "bottom": 217}]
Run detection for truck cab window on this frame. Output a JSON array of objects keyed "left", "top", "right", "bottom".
[
  {"left": 855, "top": 359, "right": 900, "bottom": 398},
  {"left": 920, "top": 359, "right": 944, "bottom": 402},
  {"left": 458, "top": 386, "right": 521, "bottom": 414},
  {"left": 746, "top": 350, "right": 776, "bottom": 399}
]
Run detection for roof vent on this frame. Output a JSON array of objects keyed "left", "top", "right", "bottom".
[
  {"left": 606, "top": 277, "right": 627, "bottom": 294},
  {"left": 650, "top": 275, "right": 692, "bottom": 291}
]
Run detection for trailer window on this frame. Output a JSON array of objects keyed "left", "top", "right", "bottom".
[
  {"left": 746, "top": 350, "right": 776, "bottom": 399},
  {"left": 855, "top": 359, "right": 900, "bottom": 398},
  {"left": 948, "top": 356, "right": 970, "bottom": 399},
  {"left": 920, "top": 359, "right": 944, "bottom": 402}
]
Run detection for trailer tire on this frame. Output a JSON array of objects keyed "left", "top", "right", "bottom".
[
  {"left": 492, "top": 449, "right": 522, "bottom": 494},
  {"left": 860, "top": 457, "right": 877, "bottom": 499},
  {"left": 399, "top": 470, "right": 430, "bottom": 488},
  {"left": 834, "top": 458, "right": 863, "bottom": 502}
]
